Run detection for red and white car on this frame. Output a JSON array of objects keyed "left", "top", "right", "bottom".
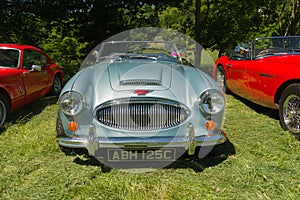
[
  {"left": 214, "top": 36, "right": 300, "bottom": 139},
  {"left": 0, "top": 44, "right": 64, "bottom": 127}
]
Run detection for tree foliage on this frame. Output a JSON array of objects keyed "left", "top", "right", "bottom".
[
  {"left": 259, "top": 0, "right": 300, "bottom": 36},
  {"left": 0, "top": 0, "right": 299, "bottom": 75},
  {"left": 40, "top": 19, "right": 88, "bottom": 79}
]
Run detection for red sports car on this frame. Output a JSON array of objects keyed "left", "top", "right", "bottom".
[
  {"left": 214, "top": 36, "right": 300, "bottom": 139},
  {"left": 0, "top": 44, "right": 64, "bottom": 127}
]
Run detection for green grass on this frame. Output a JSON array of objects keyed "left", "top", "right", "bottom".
[{"left": 0, "top": 95, "right": 299, "bottom": 200}]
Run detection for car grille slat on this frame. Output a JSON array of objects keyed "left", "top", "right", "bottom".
[{"left": 95, "top": 98, "right": 190, "bottom": 131}]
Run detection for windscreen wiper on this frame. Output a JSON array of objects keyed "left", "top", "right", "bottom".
[{"left": 128, "top": 55, "right": 157, "bottom": 61}]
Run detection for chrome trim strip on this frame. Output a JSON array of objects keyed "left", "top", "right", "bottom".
[
  {"left": 94, "top": 134, "right": 226, "bottom": 148},
  {"left": 259, "top": 73, "right": 275, "bottom": 78}
]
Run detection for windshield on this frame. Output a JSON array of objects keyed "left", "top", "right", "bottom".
[
  {"left": 0, "top": 48, "right": 20, "bottom": 68},
  {"left": 80, "top": 27, "right": 215, "bottom": 76},
  {"left": 97, "top": 41, "right": 181, "bottom": 63},
  {"left": 254, "top": 36, "right": 300, "bottom": 57}
]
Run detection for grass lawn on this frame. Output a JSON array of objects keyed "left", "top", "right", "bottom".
[{"left": 0, "top": 94, "right": 299, "bottom": 199}]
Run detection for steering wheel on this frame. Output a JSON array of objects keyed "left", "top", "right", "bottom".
[
  {"left": 257, "top": 48, "right": 277, "bottom": 57},
  {"left": 256, "top": 47, "right": 285, "bottom": 57}
]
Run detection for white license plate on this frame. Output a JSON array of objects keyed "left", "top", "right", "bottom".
[{"left": 107, "top": 149, "right": 176, "bottom": 162}]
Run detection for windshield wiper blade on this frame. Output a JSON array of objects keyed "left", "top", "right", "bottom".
[{"left": 128, "top": 55, "right": 157, "bottom": 61}]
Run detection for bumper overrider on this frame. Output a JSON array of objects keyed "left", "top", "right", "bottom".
[{"left": 57, "top": 123, "right": 227, "bottom": 156}]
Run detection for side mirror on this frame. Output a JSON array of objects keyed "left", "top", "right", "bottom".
[
  {"left": 92, "top": 50, "right": 98, "bottom": 58},
  {"left": 30, "top": 65, "right": 42, "bottom": 72}
]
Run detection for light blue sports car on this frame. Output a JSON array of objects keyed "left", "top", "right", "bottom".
[{"left": 56, "top": 37, "right": 226, "bottom": 168}]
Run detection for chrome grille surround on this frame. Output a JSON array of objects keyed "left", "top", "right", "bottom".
[{"left": 94, "top": 98, "right": 190, "bottom": 131}]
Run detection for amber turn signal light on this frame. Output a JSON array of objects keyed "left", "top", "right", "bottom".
[
  {"left": 68, "top": 120, "right": 78, "bottom": 132},
  {"left": 205, "top": 120, "right": 217, "bottom": 131}
]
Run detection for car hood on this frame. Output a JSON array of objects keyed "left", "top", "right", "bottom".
[
  {"left": 108, "top": 60, "right": 171, "bottom": 91},
  {"left": 68, "top": 60, "right": 218, "bottom": 111}
]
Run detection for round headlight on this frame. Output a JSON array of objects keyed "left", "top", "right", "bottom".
[
  {"left": 199, "top": 89, "right": 225, "bottom": 114},
  {"left": 60, "top": 91, "right": 84, "bottom": 115}
]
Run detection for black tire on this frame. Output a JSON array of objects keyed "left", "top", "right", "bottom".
[
  {"left": 0, "top": 93, "right": 9, "bottom": 128},
  {"left": 50, "top": 75, "right": 62, "bottom": 96},
  {"left": 215, "top": 65, "right": 228, "bottom": 93},
  {"left": 56, "top": 113, "right": 88, "bottom": 155},
  {"left": 279, "top": 83, "right": 300, "bottom": 140}
]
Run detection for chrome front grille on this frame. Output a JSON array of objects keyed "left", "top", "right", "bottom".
[{"left": 95, "top": 98, "right": 190, "bottom": 131}]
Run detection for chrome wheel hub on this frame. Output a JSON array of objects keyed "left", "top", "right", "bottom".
[
  {"left": 216, "top": 68, "right": 225, "bottom": 91},
  {"left": 283, "top": 94, "right": 300, "bottom": 133}
]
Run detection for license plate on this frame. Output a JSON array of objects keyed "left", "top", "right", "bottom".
[{"left": 107, "top": 149, "right": 176, "bottom": 162}]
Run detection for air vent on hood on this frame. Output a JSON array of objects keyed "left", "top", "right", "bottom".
[{"left": 120, "top": 79, "right": 162, "bottom": 86}]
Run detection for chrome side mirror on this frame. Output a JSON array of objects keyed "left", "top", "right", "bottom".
[
  {"left": 30, "top": 65, "right": 42, "bottom": 72},
  {"left": 92, "top": 50, "right": 98, "bottom": 58}
]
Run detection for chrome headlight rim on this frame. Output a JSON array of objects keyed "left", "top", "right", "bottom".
[
  {"left": 59, "top": 91, "right": 84, "bottom": 116},
  {"left": 199, "top": 89, "right": 225, "bottom": 115}
]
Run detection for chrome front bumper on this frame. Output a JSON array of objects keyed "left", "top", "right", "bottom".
[
  {"left": 57, "top": 124, "right": 227, "bottom": 156},
  {"left": 87, "top": 133, "right": 226, "bottom": 156},
  {"left": 57, "top": 136, "right": 87, "bottom": 148}
]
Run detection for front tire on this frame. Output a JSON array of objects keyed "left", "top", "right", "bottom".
[
  {"left": 279, "top": 84, "right": 300, "bottom": 140},
  {"left": 0, "top": 93, "right": 9, "bottom": 128},
  {"left": 215, "top": 65, "right": 228, "bottom": 93},
  {"left": 50, "top": 75, "right": 62, "bottom": 96}
]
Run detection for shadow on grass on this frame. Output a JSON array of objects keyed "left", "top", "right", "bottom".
[
  {"left": 0, "top": 96, "right": 58, "bottom": 133},
  {"left": 165, "top": 139, "right": 235, "bottom": 172},
  {"left": 72, "top": 139, "right": 235, "bottom": 173},
  {"left": 73, "top": 156, "right": 113, "bottom": 173},
  {"left": 229, "top": 93, "right": 279, "bottom": 120}
]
